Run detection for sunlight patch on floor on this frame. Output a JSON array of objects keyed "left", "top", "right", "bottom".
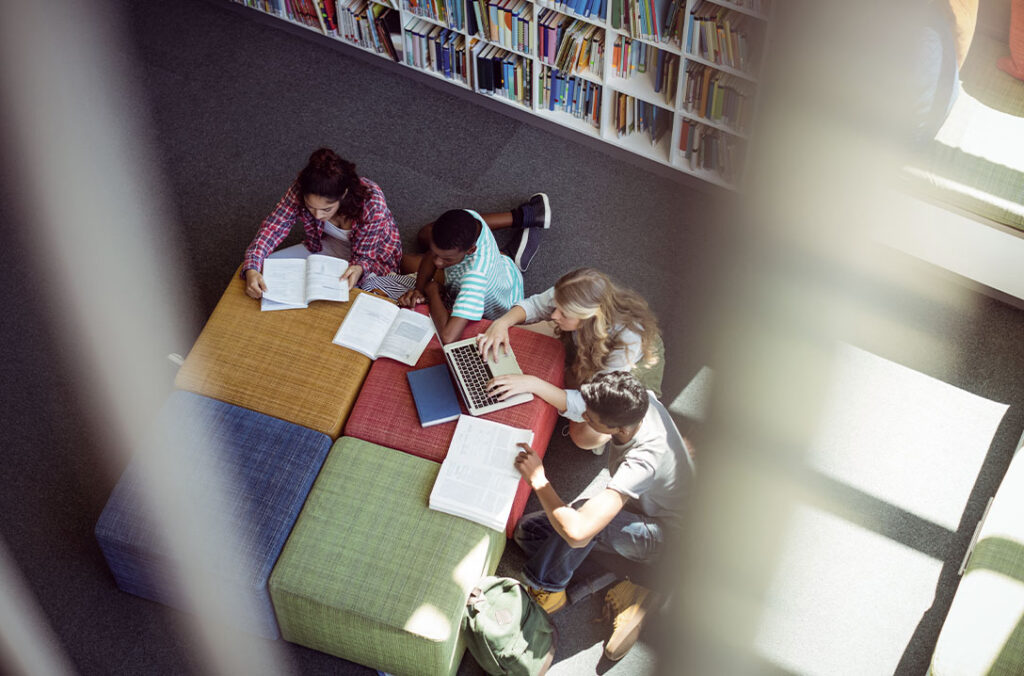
[
  {"left": 808, "top": 343, "right": 1008, "bottom": 531},
  {"left": 755, "top": 503, "right": 943, "bottom": 675}
]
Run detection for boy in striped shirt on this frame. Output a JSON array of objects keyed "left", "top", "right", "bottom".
[{"left": 399, "top": 208, "right": 534, "bottom": 344}]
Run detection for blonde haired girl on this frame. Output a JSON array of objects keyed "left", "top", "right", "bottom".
[{"left": 481, "top": 267, "right": 662, "bottom": 450}]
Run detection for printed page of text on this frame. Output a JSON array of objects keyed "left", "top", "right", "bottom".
[
  {"left": 261, "top": 258, "right": 307, "bottom": 307},
  {"left": 430, "top": 416, "right": 533, "bottom": 529},
  {"left": 378, "top": 310, "right": 434, "bottom": 365},
  {"left": 304, "top": 254, "right": 349, "bottom": 302},
  {"left": 332, "top": 293, "right": 398, "bottom": 357}
]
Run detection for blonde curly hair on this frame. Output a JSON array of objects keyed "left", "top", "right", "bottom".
[{"left": 552, "top": 268, "right": 660, "bottom": 386}]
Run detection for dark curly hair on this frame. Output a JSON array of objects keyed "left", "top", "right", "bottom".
[
  {"left": 297, "top": 148, "right": 369, "bottom": 221},
  {"left": 431, "top": 209, "right": 479, "bottom": 252},
  {"left": 580, "top": 372, "right": 649, "bottom": 428}
]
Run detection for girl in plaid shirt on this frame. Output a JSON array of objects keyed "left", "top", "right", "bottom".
[{"left": 242, "top": 148, "right": 402, "bottom": 299}]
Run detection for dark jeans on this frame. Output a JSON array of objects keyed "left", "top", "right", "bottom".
[{"left": 513, "top": 502, "right": 664, "bottom": 592}]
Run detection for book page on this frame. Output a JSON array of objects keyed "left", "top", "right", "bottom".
[
  {"left": 260, "top": 297, "right": 299, "bottom": 312},
  {"left": 376, "top": 309, "right": 435, "bottom": 366},
  {"left": 331, "top": 292, "right": 398, "bottom": 358},
  {"left": 304, "top": 254, "right": 349, "bottom": 303},
  {"left": 430, "top": 416, "right": 534, "bottom": 530},
  {"left": 261, "top": 258, "right": 308, "bottom": 308}
]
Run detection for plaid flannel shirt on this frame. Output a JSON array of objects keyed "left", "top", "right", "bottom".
[{"left": 241, "top": 178, "right": 402, "bottom": 278}]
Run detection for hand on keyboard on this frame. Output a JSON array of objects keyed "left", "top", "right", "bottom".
[
  {"left": 477, "top": 325, "right": 511, "bottom": 363},
  {"left": 451, "top": 343, "right": 500, "bottom": 408},
  {"left": 486, "top": 374, "right": 535, "bottom": 401}
]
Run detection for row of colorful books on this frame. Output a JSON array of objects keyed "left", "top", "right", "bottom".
[
  {"left": 686, "top": 1, "right": 758, "bottom": 74},
  {"left": 542, "top": 13, "right": 604, "bottom": 77},
  {"left": 540, "top": 68, "right": 601, "bottom": 127},
  {"left": 276, "top": 0, "right": 332, "bottom": 30},
  {"left": 610, "top": 0, "right": 672, "bottom": 44},
  {"left": 536, "top": 9, "right": 567, "bottom": 65},
  {"left": 335, "top": 0, "right": 369, "bottom": 42},
  {"left": 251, "top": 0, "right": 760, "bottom": 90},
  {"left": 679, "top": 117, "right": 743, "bottom": 181},
  {"left": 655, "top": 46, "right": 679, "bottom": 104},
  {"left": 660, "top": 0, "right": 686, "bottom": 46},
  {"left": 681, "top": 61, "right": 753, "bottom": 132},
  {"left": 236, "top": 0, "right": 287, "bottom": 14},
  {"left": 333, "top": 0, "right": 402, "bottom": 60},
  {"left": 404, "top": 19, "right": 470, "bottom": 82},
  {"left": 469, "top": 0, "right": 535, "bottom": 55},
  {"left": 472, "top": 41, "right": 533, "bottom": 104},
  {"left": 405, "top": 0, "right": 465, "bottom": 30},
  {"left": 611, "top": 37, "right": 678, "bottom": 106},
  {"left": 243, "top": 0, "right": 403, "bottom": 34},
  {"left": 613, "top": 92, "right": 671, "bottom": 144},
  {"left": 233, "top": 0, "right": 765, "bottom": 187},
  {"left": 536, "top": 0, "right": 607, "bottom": 22}
]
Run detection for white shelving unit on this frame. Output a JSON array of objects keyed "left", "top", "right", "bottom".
[{"left": 230, "top": 0, "right": 769, "bottom": 189}]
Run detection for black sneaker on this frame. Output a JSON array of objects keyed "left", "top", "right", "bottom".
[
  {"left": 510, "top": 227, "right": 542, "bottom": 272},
  {"left": 518, "top": 192, "right": 551, "bottom": 229}
]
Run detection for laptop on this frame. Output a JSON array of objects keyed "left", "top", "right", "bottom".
[{"left": 442, "top": 336, "right": 533, "bottom": 416}]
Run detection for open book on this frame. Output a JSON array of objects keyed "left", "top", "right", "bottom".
[
  {"left": 429, "top": 416, "right": 534, "bottom": 531},
  {"left": 332, "top": 292, "right": 435, "bottom": 366},
  {"left": 261, "top": 255, "right": 349, "bottom": 311}
]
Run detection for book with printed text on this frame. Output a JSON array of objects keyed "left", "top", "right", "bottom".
[
  {"left": 429, "top": 415, "right": 533, "bottom": 530},
  {"left": 260, "top": 254, "right": 349, "bottom": 311},
  {"left": 332, "top": 292, "right": 435, "bottom": 365}
]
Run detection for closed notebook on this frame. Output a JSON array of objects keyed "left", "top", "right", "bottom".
[{"left": 407, "top": 364, "right": 461, "bottom": 427}]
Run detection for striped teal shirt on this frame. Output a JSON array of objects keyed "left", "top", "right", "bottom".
[{"left": 445, "top": 210, "right": 524, "bottom": 321}]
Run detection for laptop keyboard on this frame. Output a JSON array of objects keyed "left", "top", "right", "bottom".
[{"left": 449, "top": 343, "right": 501, "bottom": 409}]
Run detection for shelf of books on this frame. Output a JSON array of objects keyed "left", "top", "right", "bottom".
[
  {"left": 229, "top": 0, "right": 769, "bottom": 189},
  {"left": 605, "top": 36, "right": 680, "bottom": 109},
  {"left": 405, "top": 17, "right": 473, "bottom": 85},
  {"left": 606, "top": 92, "right": 673, "bottom": 163},
  {"left": 472, "top": 42, "right": 534, "bottom": 107},
  {"left": 536, "top": 67, "right": 602, "bottom": 136},
  {"left": 673, "top": 115, "right": 744, "bottom": 188}
]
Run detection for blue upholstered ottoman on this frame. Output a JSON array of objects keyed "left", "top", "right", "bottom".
[{"left": 94, "top": 391, "right": 331, "bottom": 638}]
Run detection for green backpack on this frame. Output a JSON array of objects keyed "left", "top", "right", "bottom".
[{"left": 462, "top": 576, "right": 557, "bottom": 675}]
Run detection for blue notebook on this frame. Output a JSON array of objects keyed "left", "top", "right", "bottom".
[{"left": 407, "top": 364, "right": 461, "bottom": 427}]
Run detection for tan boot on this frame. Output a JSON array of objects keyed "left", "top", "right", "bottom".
[
  {"left": 603, "top": 580, "right": 653, "bottom": 661},
  {"left": 527, "top": 585, "right": 567, "bottom": 614}
]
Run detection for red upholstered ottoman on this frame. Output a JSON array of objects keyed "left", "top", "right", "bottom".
[{"left": 344, "top": 313, "right": 565, "bottom": 537}]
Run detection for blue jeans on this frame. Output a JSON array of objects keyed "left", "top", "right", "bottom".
[{"left": 513, "top": 502, "right": 664, "bottom": 592}]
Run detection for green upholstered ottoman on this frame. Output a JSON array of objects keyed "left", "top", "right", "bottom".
[
  {"left": 269, "top": 437, "right": 506, "bottom": 676},
  {"left": 903, "top": 33, "right": 1024, "bottom": 232}
]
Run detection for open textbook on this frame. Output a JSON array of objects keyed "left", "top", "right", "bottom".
[
  {"left": 261, "top": 255, "right": 349, "bottom": 311},
  {"left": 332, "top": 292, "right": 435, "bottom": 366},
  {"left": 429, "top": 416, "right": 534, "bottom": 531}
]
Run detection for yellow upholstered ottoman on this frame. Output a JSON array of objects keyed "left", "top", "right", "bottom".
[{"left": 175, "top": 268, "right": 371, "bottom": 437}]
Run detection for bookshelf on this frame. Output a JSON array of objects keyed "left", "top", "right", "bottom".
[{"left": 230, "top": 0, "right": 769, "bottom": 189}]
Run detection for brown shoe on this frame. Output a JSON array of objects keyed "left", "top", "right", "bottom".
[
  {"left": 603, "top": 580, "right": 653, "bottom": 661},
  {"left": 527, "top": 585, "right": 567, "bottom": 614}
]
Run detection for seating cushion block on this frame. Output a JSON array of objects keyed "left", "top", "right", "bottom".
[
  {"left": 930, "top": 447, "right": 1024, "bottom": 674},
  {"left": 269, "top": 437, "right": 505, "bottom": 676},
  {"left": 94, "top": 391, "right": 332, "bottom": 639},
  {"left": 343, "top": 316, "right": 564, "bottom": 536},
  {"left": 174, "top": 270, "right": 373, "bottom": 437},
  {"left": 903, "top": 34, "right": 1024, "bottom": 232}
]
